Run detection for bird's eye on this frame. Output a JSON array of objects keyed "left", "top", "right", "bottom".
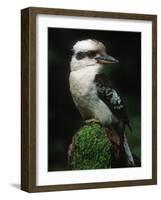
[
  {"left": 76, "top": 52, "right": 86, "bottom": 60},
  {"left": 87, "top": 51, "right": 97, "bottom": 58}
]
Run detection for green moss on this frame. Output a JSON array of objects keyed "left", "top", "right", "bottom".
[{"left": 70, "top": 122, "right": 112, "bottom": 170}]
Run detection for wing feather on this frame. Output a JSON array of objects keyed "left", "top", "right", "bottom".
[{"left": 94, "top": 73, "right": 131, "bottom": 130}]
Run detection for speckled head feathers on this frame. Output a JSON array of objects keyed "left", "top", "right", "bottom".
[{"left": 72, "top": 39, "right": 106, "bottom": 53}]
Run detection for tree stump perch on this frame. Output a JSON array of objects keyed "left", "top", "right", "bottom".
[{"left": 68, "top": 122, "right": 112, "bottom": 170}]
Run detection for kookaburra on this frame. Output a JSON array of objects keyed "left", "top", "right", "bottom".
[{"left": 69, "top": 39, "right": 135, "bottom": 167}]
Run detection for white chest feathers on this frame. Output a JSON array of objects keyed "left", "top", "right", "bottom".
[{"left": 69, "top": 67, "right": 113, "bottom": 126}]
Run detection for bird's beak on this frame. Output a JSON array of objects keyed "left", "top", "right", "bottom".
[{"left": 95, "top": 54, "right": 119, "bottom": 64}]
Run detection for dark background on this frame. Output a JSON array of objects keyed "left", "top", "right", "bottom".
[{"left": 48, "top": 28, "right": 141, "bottom": 171}]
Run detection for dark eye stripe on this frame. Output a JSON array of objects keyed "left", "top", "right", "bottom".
[
  {"left": 76, "top": 52, "right": 86, "bottom": 60},
  {"left": 76, "top": 50, "right": 98, "bottom": 60},
  {"left": 87, "top": 50, "right": 97, "bottom": 58}
]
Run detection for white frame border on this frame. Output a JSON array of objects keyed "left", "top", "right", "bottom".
[{"left": 36, "top": 14, "right": 152, "bottom": 186}]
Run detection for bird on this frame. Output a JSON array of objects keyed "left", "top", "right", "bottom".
[{"left": 69, "top": 39, "right": 135, "bottom": 167}]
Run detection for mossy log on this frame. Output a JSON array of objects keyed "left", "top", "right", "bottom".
[
  {"left": 68, "top": 121, "right": 141, "bottom": 170},
  {"left": 68, "top": 122, "right": 112, "bottom": 170}
]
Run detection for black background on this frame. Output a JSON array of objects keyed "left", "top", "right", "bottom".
[{"left": 48, "top": 28, "right": 141, "bottom": 171}]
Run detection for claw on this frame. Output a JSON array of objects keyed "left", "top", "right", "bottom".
[{"left": 85, "top": 118, "right": 100, "bottom": 124}]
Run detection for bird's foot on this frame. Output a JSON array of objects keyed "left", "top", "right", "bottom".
[{"left": 85, "top": 118, "right": 100, "bottom": 124}]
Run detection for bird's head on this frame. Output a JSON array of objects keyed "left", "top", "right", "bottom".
[{"left": 70, "top": 39, "right": 118, "bottom": 72}]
